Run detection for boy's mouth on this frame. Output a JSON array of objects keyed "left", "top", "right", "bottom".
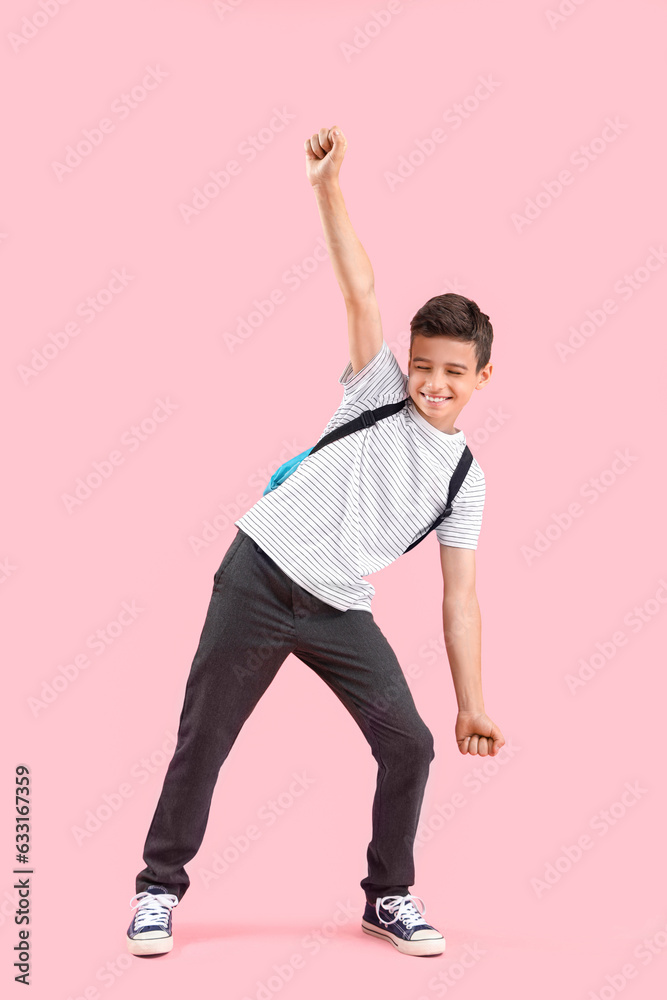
[{"left": 420, "top": 391, "right": 452, "bottom": 406}]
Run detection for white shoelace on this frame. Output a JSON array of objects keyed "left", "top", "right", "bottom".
[
  {"left": 129, "top": 891, "right": 179, "bottom": 931},
  {"left": 375, "top": 893, "right": 428, "bottom": 928}
]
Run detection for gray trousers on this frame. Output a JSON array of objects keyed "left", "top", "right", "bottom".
[{"left": 136, "top": 528, "right": 435, "bottom": 905}]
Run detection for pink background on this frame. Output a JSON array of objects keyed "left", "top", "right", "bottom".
[{"left": 3, "top": 1, "right": 667, "bottom": 997}]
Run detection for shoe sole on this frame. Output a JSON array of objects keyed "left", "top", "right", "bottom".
[
  {"left": 361, "top": 919, "right": 445, "bottom": 956},
  {"left": 127, "top": 934, "right": 173, "bottom": 956}
]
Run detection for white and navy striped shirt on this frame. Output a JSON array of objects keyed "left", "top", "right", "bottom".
[{"left": 235, "top": 339, "right": 485, "bottom": 612}]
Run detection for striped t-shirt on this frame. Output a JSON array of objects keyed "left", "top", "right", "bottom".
[{"left": 235, "top": 339, "right": 485, "bottom": 612}]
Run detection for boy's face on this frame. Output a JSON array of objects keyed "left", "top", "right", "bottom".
[{"left": 407, "top": 333, "right": 492, "bottom": 434}]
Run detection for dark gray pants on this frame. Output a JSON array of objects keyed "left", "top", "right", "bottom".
[{"left": 136, "top": 528, "right": 435, "bottom": 905}]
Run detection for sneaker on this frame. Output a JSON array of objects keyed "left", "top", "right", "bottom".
[
  {"left": 361, "top": 893, "right": 446, "bottom": 956},
  {"left": 127, "top": 885, "right": 179, "bottom": 956}
]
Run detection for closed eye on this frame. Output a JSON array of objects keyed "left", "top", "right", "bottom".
[{"left": 416, "top": 367, "right": 461, "bottom": 375}]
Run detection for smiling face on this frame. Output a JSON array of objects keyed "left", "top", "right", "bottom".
[{"left": 407, "top": 333, "right": 492, "bottom": 434}]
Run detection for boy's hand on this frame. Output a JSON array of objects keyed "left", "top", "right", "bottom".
[
  {"left": 455, "top": 710, "right": 505, "bottom": 756},
  {"left": 304, "top": 125, "right": 347, "bottom": 187}
]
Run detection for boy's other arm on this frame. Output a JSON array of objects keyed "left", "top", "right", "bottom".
[
  {"left": 306, "top": 126, "right": 383, "bottom": 375},
  {"left": 440, "top": 543, "right": 505, "bottom": 757}
]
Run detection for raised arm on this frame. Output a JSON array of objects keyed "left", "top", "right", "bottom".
[{"left": 305, "top": 125, "right": 383, "bottom": 375}]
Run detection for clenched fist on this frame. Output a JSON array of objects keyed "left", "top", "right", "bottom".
[
  {"left": 455, "top": 710, "right": 505, "bottom": 756},
  {"left": 304, "top": 125, "right": 347, "bottom": 187}
]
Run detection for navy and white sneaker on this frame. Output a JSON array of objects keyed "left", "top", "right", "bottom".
[
  {"left": 127, "top": 885, "right": 179, "bottom": 956},
  {"left": 361, "top": 893, "right": 446, "bottom": 956}
]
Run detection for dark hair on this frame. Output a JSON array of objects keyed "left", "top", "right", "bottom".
[{"left": 409, "top": 293, "right": 493, "bottom": 374}]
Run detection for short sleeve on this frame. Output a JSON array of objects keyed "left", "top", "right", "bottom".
[
  {"left": 338, "top": 340, "right": 407, "bottom": 406},
  {"left": 435, "top": 465, "right": 485, "bottom": 549},
  {"left": 314, "top": 339, "right": 408, "bottom": 445}
]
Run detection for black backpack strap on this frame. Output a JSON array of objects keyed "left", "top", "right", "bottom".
[
  {"left": 404, "top": 445, "right": 474, "bottom": 553},
  {"left": 309, "top": 399, "right": 407, "bottom": 455}
]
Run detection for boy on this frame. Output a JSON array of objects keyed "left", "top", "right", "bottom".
[{"left": 126, "top": 125, "right": 504, "bottom": 959}]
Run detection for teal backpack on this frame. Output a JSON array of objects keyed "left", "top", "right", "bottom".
[{"left": 262, "top": 399, "right": 473, "bottom": 554}]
